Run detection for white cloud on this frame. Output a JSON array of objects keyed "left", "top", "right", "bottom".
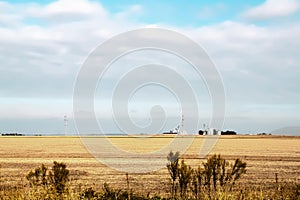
[
  {"left": 181, "top": 20, "right": 300, "bottom": 115},
  {"left": 244, "top": 0, "right": 300, "bottom": 20},
  {"left": 25, "top": 0, "right": 107, "bottom": 23},
  {"left": 44, "top": 0, "right": 100, "bottom": 15},
  {"left": 0, "top": 1, "right": 23, "bottom": 27},
  {"left": 0, "top": 0, "right": 147, "bottom": 126},
  {"left": 182, "top": 20, "right": 300, "bottom": 132}
]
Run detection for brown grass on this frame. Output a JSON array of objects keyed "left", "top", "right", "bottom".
[{"left": 0, "top": 135, "right": 299, "bottom": 195}]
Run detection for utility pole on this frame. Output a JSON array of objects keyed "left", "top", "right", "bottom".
[
  {"left": 181, "top": 114, "right": 184, "bottom": 134},
  {"left": 64, "top": 115, "right": 68, "bottom": 135}
]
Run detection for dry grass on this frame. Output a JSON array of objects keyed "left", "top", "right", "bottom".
[{"left": 0, "top": 135, "right": 299, "bottom": 196}]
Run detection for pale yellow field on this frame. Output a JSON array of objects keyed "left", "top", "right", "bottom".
[{"left": 0, "top": 135, "right": 299, "bottom": 195}]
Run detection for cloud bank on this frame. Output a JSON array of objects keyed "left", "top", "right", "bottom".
[
  {"left": 244, "top": 0, "right": 300, "bottom": 20},
  {"left": 0, "top": 0, "right": 299, "bottom": 134}
]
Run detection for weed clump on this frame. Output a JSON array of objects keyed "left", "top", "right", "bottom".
[
  {"left": 26, "top": 161, "right": 69, "bottom": 197},
  {"left": 166, "top": 153, "right": 247, "bottom": 199}
]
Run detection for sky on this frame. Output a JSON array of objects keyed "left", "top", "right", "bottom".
[{"left": 0, "top": 0, "right": 300, "bottom": 135}]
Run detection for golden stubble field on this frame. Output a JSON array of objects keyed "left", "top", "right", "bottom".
[{"left": 0, "top": 135, "right": 299, "bottom": 195}]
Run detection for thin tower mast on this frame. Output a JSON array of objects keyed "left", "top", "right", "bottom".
[
  {"left": 181, "top": 114, "right": 184, "bottom": 134},
  {"left": 64, "top": 115, "right": 68, "bottom": 135}
]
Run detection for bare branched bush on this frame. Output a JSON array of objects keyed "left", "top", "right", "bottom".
[
  {"left": 225, "top": 158, "right": 247, "bottom": 190},
  {"left": 166, "top": 152, "right": 247, "bottom": 199},
  {"left": 191, "top": 167, "right": 203, "bottom": 200},
  {"left": 26, "top": 161, "right": 70, "bottom": 196},
  {"left": 201, "top": 154, "right": 247, "bottom": 192},
  {"left": 49, "top": 161, "right": 70, "bottom": 194},
  {"left": 26, "top": 164, "right": 48, "bottom": 187},
  {"left": 178, "top": 159, "right": 193, "bottom": 198},
  {"left": 80, "top": 187, "right": 101, "bottom": 200},
  {"left": 166, "top": 151, "right": 180, "bottom": 198}
]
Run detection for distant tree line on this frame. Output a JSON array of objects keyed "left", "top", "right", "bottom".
[
  {"left": 257, "top": 132, "right": 272, "bottom": 136},
  {"left": 1, "top": 133, "right": 24, "bottom": 136},
  {"left": 221, "top": 130, "right": 237, "bottom": 135}
]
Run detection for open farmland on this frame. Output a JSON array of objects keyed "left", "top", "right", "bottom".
[{"left": 0, "top": 135, "right": 299, "bottom": 196}]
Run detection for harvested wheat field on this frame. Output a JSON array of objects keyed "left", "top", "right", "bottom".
[{"left": 0, "top": 135, "right": 299, "bottom": 196}]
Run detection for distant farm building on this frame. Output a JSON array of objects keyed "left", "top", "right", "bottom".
[
  {"left": 207, "top": 128, "right": 221, "bottom": 135},
  {"left": 198, "top": 129, "right": 237, "bottom": 135}
]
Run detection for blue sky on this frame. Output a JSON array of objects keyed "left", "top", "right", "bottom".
[
  {"left": 100, "top": 0, "right": 265, "bottom": 25},
  {"left": 0, "top": 0, "right": 300, "bottom": 135}
]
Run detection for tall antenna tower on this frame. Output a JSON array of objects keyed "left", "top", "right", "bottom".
[
  {"left": 64, "top": 115, "right": 68, "bottom": 135},
  {"left": 181, "top": 114, "right": 184, "bottom": 134}
]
